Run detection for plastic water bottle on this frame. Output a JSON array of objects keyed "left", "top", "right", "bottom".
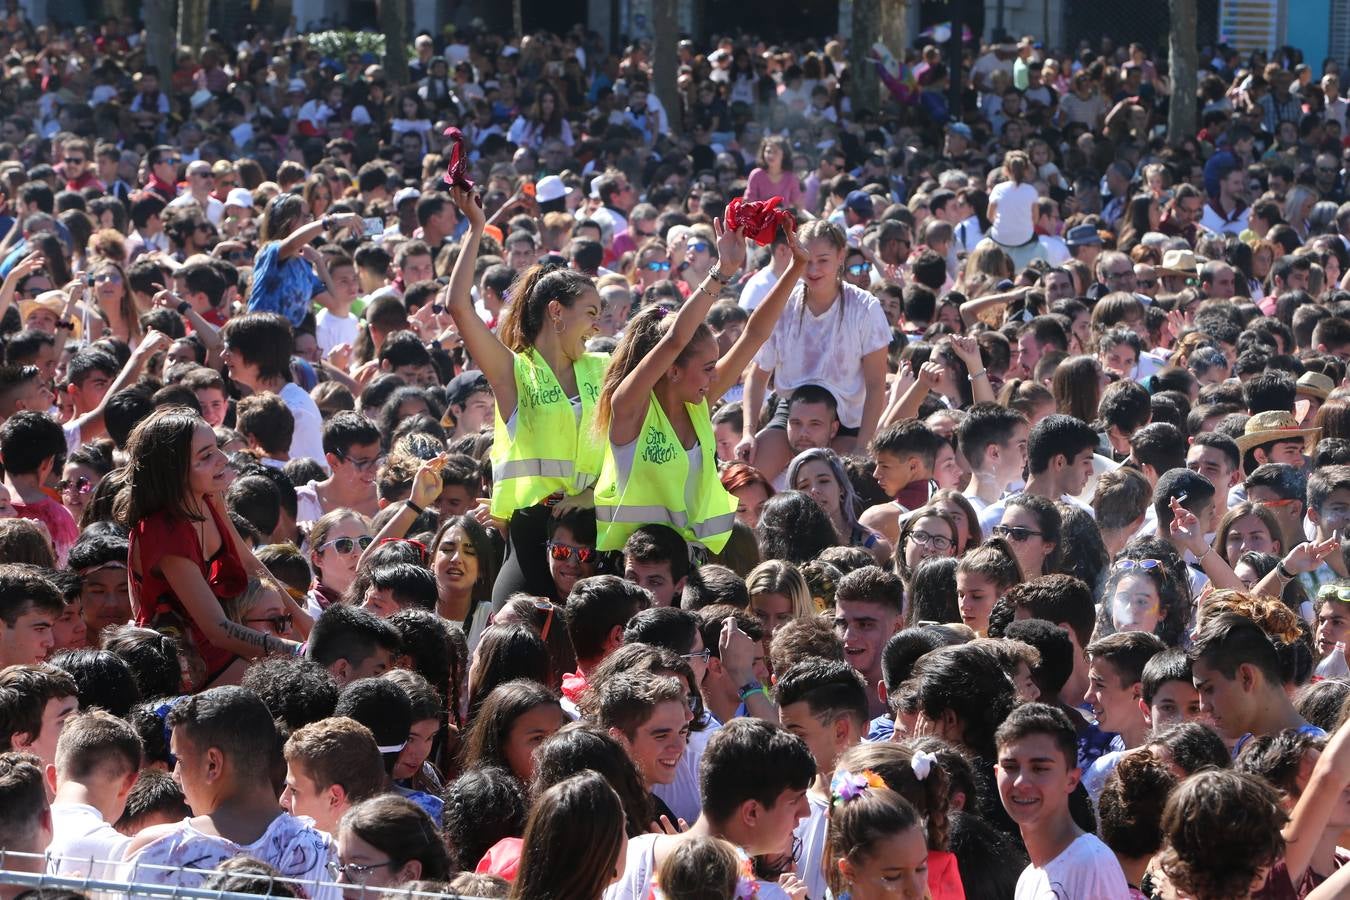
[{"left": 1315, "top": 642, "right": 1350, "bottom": 681}]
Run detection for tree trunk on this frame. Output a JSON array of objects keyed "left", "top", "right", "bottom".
[
  {"left": 651, "top": 0, "right": 679, "bottom": 133},
  {"left": 381, "top": 0, "right": 409, "bottom": 85},
  {"left": 1167, "top": 0, "right": 1197, "bottom": 146},
  {"left": 178, "top": 0, "right": 207, "bottom": 54},
  {"left": 144, "top": 0, "right": 176, "bottom": 85},
  {"left": 851, "top": 0, "right": 881, "bottom": 113},
  {"left": 879, "top": 0, "right": 907, "bottom": 53}
]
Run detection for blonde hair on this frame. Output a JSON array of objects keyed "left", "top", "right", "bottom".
[{"left": 746, "top": 560, "right": 815, "bottom": 623}]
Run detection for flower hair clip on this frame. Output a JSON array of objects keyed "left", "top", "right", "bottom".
[
  {"left": 830, "top": 768, "right": 885, "bottom": 806},
  {"left": 734, "top": 847, "right": 759, "bottom": 899},
  {"left": 911, "top": 750, "right": 939, "bottom": 781}
]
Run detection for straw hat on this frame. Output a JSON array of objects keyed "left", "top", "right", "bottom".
[
  {"left": 1157, "top": 249, "right": 1200, "bottom": 277},
  {"left": 1234, "top": 410, "right": 1321, "bottom": 455},
  {"left": 18, "top": 292, "right": 81, "bottom": 341},
  {"left": 1296, "top": 371, "right": 1334, "bottom": 401}
]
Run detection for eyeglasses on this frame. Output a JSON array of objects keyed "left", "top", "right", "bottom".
[
  {"left": 1137, "top": 278, "right": 1157, "bottom": 288},
  {"left": 1106, "top": 269, "right": 1134, "bottom": 280},
  {"left": 547, "top": 541, "right": 597, "bottom": 565},
  {"left": 63, "top": 157, "right": 84, "bottom": 165},
  {"left": 993, "top": 524, "right": 1044, "bottom": 542},
  {"left": 318, "top": 535, "right": 374, "bottom": 555},
  {"left": 846, "top": 263, "right": 871, "bottom": 276},
  {"left": 94, "top": 270, "right": 123, "bottom": 283},
  {"left": 1115, "top": 558, "right": 1162, "bottom": 571},
  {"left": 327, "top": 859, "right": 397, "bottom": 884},
  {"left": 687, "top": 241, "right": 712, "bottom": 254},
  {"left": 643, "top": 261, "right": 671, "bottom": 272},
  {"left": 225, "top": 250, "right": 250, "bottom": 263},
  {"left": 908, "top": 529, "right": 953, "bottom": 552},
  {"left": 335, "top": 449, "right": 386, "bottom": 472},
  {"left": 58, "top": 475, "right": 92, "bottom": 495},
  {"left": 192, "top": 172, "right": 214, "bottom": 180},
  {"left": 244, "top": 613, "right": 293, "bottom": 633}
]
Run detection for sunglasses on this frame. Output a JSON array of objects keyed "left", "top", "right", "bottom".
[
  {"left": 1137, "top": 278, "right": 1158, "bottom": 288},
  {"left": 993, "top": 524, "right": 1044, "bottom": 542},
  {"left": 64, "top": 157, "right": 84, "bottom": 165},
  {"left": 1255, "top": 497, "right": 1301, "bottom": 509},
  {"left": 531, "top": 598, "right": 556, "bottom": 641},
  {"left": 318, "top": 535, "right": 374, "bottom": 555},
  {"left": 1319, "top": 584, "right": 1350, "bottom": 602},
  {"left": 547, "top": 541, "right": 597, "bottom": 565},
  {"left": 377, "top": 537, "right": 430, "bottom": 563},
  {"left": 687, "top": 241, "right": 712, "bottom": 254},
  {"left": 225, "top": 250, "right": 250, "bottom": 263},
  {"left": 681, "top": 648, "right": 712, "bottom": 664},
  {"left": 643, "top": 261, "right": 671, "bottom": 272},
  {"left": 1115, "top": 558, "right": 1162, "bottom": 571},
  {"left": 846, "top": 263, "right": 871, "bottom": 276},
  {"left": 94, "top": 271, "right": 122, "bottom": 283},
  {"left": 58, "top": 475, "right": 92, "bottom": 495},
  {"left": 244, "top": 613, "right": 293, "bottom": 634}
]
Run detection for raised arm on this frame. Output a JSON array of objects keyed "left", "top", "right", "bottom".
[
  {"left": 279, "top": 213, "right": 361, "bottom": 259},
  {"left": 445, "top": 187, "right": 517, "bottom": 413},
  {"left": 609, "top": 220, "right": 746, "bottom": 436},
  {"left": 0, "top": 251, "right": 43, "bottom": 321},
  {"left": 708, "top": 225, "right": 804, "bottom": 401}
]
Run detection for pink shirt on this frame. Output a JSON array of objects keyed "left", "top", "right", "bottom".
[{"left": 744, "top": 168, "right": 803, "bottom": 208}]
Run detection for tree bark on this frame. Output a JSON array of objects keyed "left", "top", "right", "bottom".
[
  {"left": 381, "top": 0, "right": 409, "bottom": 85},
  {"left": 178, "top": 0, "right": 207, "bottom": 54},
  {"left": 879, "top": 0, "right": 907, "bottom": 53},
  {"left": 851, "top": 0, "right": 881, "bottom": 112},
  {"left": 1167, "top": 0, "right": 1197, "bottom": 146},
  {"left": 651, "top": 0, "right": 679, "bottom": 133},
  {"left": 144, "top": 0, "right": 176, "bottom": 86}
]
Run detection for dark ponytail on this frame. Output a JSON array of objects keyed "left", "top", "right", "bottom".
[{"left": 498, "top": 264, "right": 595, "bottom": 353}]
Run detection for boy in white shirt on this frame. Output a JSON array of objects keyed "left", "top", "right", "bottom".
[
  {"left": 996, "top": 703, "right": 1130, "bottom": 899},
  {"left": 47, "top": 710, "right": 140, "bottom": 883},
  {"left": 314, "top": 254, "right": 362, "bottom": 356}
]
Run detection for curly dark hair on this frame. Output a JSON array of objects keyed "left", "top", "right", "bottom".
[
  {"left": 1159, "top": 770, "right": 1287, "bottom": 900},
  {"left": 1097, "top": 749, "right": 1177, "bottom": 860}
]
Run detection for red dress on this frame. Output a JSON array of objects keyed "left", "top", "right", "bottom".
[{"left": 129, "top": 503, "right": 249, "bottom": 685}]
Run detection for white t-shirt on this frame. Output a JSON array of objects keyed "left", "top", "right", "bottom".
[
  {"left": 1014, "top": 833, "right": 1130, "bottom": 899},
  {"left": 793, "top": 793, "right": 831, "bottom": 900},
  {"left": 652, "top": 718, "right": 719, "bottom": 824},
  {"left": 753, "top": 282, "right": 892, "bottom": 428},
  {"left": 989, "top": 180, "right": 1040, "bottom": 246},
  {"left": 168, "top": 192, "right": 225, "bottom": 226},
  {"left": 280, "top": 382, "right": 329, "bottom": 473},
  {"left": 315, "top": 308, "right": 360, "bottom": 355},
  {"left": 48, "top": 802, "right": 132, "bottom": 886},
  {"left": 738, "top": 263, "right": 780, "bottom": 312}
]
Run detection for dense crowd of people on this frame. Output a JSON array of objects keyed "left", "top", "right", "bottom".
[{"left": 5, "top": 8, "right": 1350, "bottom": 900}]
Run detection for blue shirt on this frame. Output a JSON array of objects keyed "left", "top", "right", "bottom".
[{"left": 247, "top": 241, "right": 326, "bottom": 327}]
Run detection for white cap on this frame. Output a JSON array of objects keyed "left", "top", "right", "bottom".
[
  {"left": 393, "top": 187, "right": 421, "bottom": 207},
  {"left": 287, "top": 78, "right": 305, "bottom": 94},
  {"left": 500, "top": 45, "right": 520, "bottom": 57},
  {"left": 190, "top": 89, "right": 214, "bottom": 110},
  {"left": 225, "top": 188, "right": 254, "bottom": 209}
]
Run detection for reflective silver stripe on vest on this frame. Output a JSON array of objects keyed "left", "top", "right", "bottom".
[
  {"left": 595, "top": 504, "right": 736, "bottom": 539},
  {"left": 495, "top": 458, "right": 576, "bottom": 480}
]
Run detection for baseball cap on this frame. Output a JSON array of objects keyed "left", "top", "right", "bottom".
[
  {"left": 945, "top": 122, "right": 973, "bottom": 140},
  {"left": 845, "top": 190, "right": 874, "bottom": 217},
  {"left": 287, "top": 78, "right": 305, "bottom": 94},
  {"left": 446, "top": 370, "right": 492, "bottom": 407},
  {"left": 225, "top": 188, "right": 255, "bottom": 210},
  {"left": 393, "top": 187, "right": 421, "bottom": 207}
]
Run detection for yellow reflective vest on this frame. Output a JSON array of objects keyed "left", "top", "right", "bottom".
[
  {"left": 489, "top": 349, "right": 609, "bottom": 518},
  {"left": 594, "top": 395, "right": 737, "bottom": 553}
]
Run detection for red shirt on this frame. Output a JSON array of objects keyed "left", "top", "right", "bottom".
[{"left": 129, "top": 503, "right": 248, "bottom": 685}]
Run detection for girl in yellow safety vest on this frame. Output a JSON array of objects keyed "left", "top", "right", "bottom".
[
  {"left": 444, "top": 187, "right": 609, "bottom": 607},
  {"left": 594, "top": 216, "right": 807, "bottom": 556}
]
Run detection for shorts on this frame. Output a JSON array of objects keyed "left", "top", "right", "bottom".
[{"left": 765, "top": 393, "right": 860, "bottom": 437}]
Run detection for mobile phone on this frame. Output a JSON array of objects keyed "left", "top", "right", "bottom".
[
  {"left": 362, "top": 217, "right": 384, "bottom": 235},
  {"left": 522, "top": 180, "right": 536, "bottom": 198}
]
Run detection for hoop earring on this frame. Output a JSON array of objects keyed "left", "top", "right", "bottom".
[{"left": 553, "top": 317, "right": 563, "bottom": 334}]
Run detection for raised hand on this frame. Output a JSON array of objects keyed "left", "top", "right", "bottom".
[
  {"left": 712, "top": 217, "right": 747, "bottom": 277},
  {"left": 451, "top": 186, "right": 486, "bottom": 229}
]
